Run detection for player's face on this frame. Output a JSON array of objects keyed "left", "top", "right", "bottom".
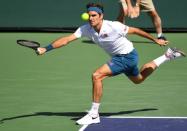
[{"left": 88, "top": 11, "right": 103, "bottom": 27}]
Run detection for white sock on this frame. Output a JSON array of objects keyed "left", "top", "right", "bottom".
[
  {"left": 153, "top": 54, "right": 170, "bottom": 67},
  {"left": 89, "top": 102, "right": 100, "bottom": 117},
  {"left": 157, "top": 33, "right": 163, "bottom": 37}
]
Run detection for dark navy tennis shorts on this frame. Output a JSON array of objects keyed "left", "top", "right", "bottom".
[{"left": 107, "top": 49, "right": 139, "bottom": 76}]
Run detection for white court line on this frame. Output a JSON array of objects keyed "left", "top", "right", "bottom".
[{"left": 108, "top": 116, "right": 187, "bottom": 119}]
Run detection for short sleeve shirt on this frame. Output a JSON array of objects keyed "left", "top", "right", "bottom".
[{"left": 74, "top": 20, "right": 134, "bottom": 56}]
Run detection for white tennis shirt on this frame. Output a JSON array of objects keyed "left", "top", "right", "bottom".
[{"left": 74, "top": 20, "right": 134, "bottom": 56}]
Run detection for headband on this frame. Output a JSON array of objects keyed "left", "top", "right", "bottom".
[{"left": 87, "top": 7, "right": 103, "bottom": 14}]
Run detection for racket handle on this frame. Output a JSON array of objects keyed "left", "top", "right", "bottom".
[
  {"left": 35, "top": 48, "right": 41, "bottom": 55},
  {"left": 35, "top": 50, "right": 39, "bottom": 55}
]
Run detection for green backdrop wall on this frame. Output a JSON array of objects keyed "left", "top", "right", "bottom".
[{"left": 0, "top": 0, "right": 186, "bottom": 30}]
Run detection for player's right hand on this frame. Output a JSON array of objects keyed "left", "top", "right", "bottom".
[{"left": 37, "top": 47, "right": 47, "bottom": 55}]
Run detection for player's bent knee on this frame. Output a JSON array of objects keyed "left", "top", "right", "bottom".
[
  {"left": 92, "top": 72, "right": 105, "bottom": 81},
  {"left": 92, "top": 72, "right": 101, "bottom": 81},
  {"left": 129, "top": 75, "right": 144, "bottom": 84}
]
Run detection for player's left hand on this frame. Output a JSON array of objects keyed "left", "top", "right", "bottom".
[{"left": 155, "top": 39, "right": 169, "bottom": 46}]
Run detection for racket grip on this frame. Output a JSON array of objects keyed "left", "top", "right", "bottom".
[{"left": 35, "top": 50, "right": 40, "bottom": 55}]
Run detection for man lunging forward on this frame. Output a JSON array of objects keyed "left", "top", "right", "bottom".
[{"left": 37, "top": 3, "right": 185, "bottom": 125}]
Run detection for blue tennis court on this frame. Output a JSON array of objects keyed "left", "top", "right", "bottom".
[{"left": 80, "top": 117, "right": 187, "bottom": 131}]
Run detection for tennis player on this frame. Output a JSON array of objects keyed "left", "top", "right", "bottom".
[
  {"left": 117, "top": 0, "right": 167, "bottom": 40},
  {"left": 37, "top": 2, "right": 185, "bottom": 125}
]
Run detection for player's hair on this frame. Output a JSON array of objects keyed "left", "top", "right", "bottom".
[{"left": 86, "top": 2, "right": 104, "bottom": 14}]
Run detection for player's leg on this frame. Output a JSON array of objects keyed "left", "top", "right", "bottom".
[
  {"left": 128, "top": 61, "right": 157, "bottom": 84},
  {"left": 128, "top": 47, "right": 186, "bottom": 84},
  {"left": 76, "top": 51, "right": 140, "bottom": 125},
  {"left": 92, "top": 64, "right": 113, "bottom": 103},
  {"left": 76, "top": 64, "right": 113, "bottom": 125}
]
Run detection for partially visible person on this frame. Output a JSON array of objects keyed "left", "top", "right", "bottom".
[{"left": 117, "top": 0, "right": 167, "bottom": 40}]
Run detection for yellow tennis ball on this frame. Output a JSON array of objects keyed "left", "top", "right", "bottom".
[{"left": 81, "top": 13, "right": 89, "bottom": 21}]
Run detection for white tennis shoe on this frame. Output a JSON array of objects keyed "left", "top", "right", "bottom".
[
  {"left": 165, "top": 47, "right": 186, "bottom": 60},
  {"left": 76, "top": 113, "right": 100, "bottom": 125}
]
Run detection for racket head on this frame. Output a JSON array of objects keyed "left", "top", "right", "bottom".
[{"left": 17, "top": 39, "right": 40, "bottom": 50}]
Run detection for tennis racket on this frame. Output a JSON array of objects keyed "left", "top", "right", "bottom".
[{"left": 17, "top": 39, "right": 40, "bottom": 54}]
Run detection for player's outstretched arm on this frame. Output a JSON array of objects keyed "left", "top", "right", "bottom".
[
  {"left": 128, "top": 27, "right": 168, "bottom": 46},
  {"left": 37, "top": 34, "right": 77, "bottom": 55}
]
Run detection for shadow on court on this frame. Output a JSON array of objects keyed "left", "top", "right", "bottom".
[{"left": 0, "top": 108, "right": 158, "bottom": 124}]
